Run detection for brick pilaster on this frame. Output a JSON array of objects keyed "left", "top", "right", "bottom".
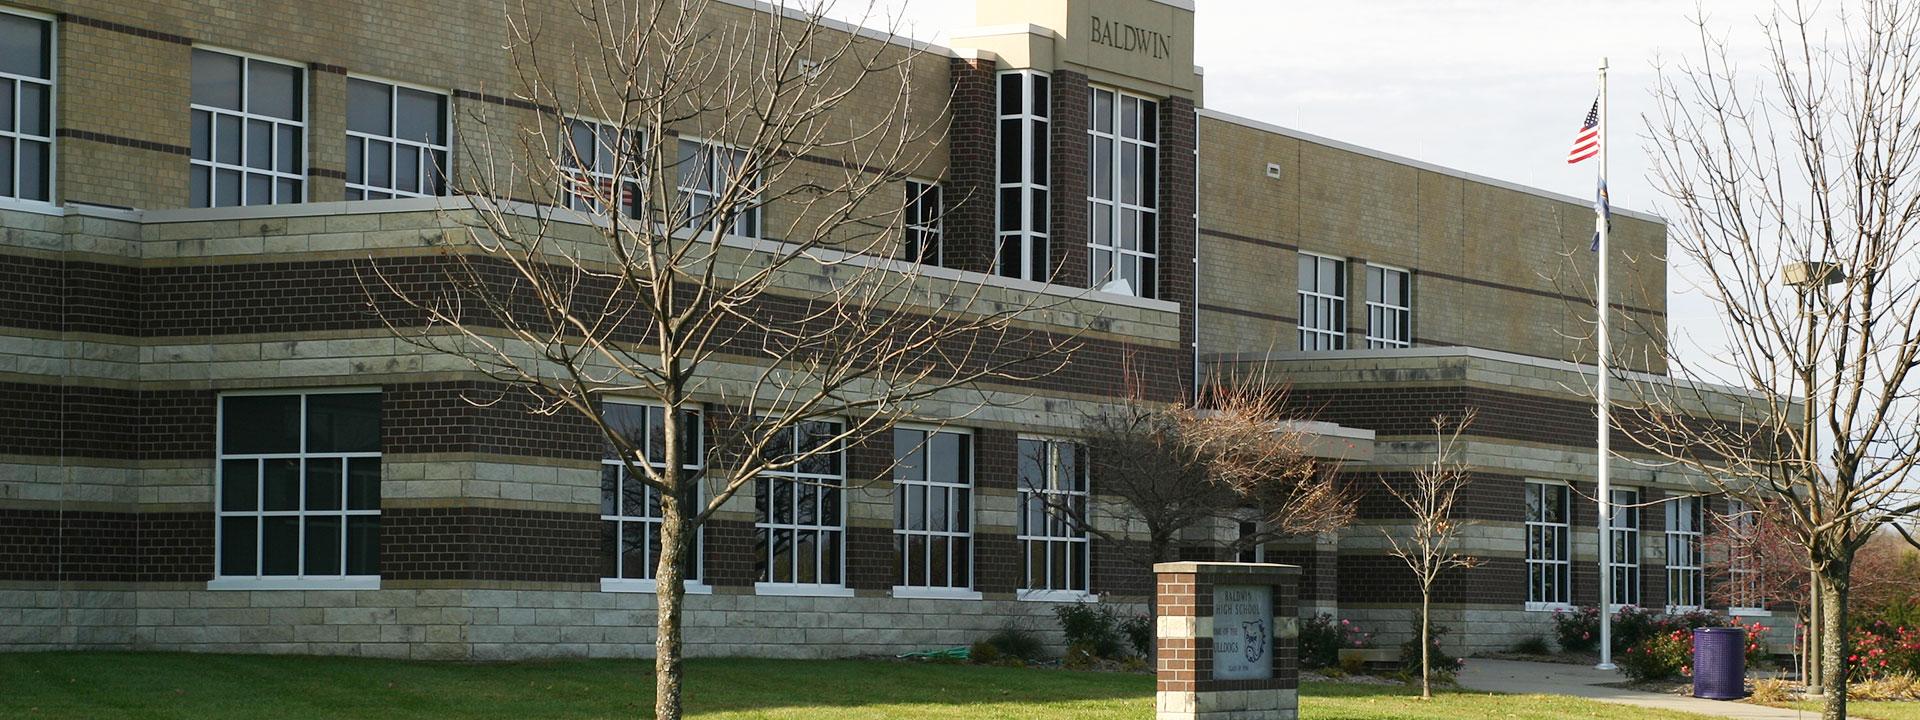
[{"left": 944, "top": 57, "right": 998, "bottom": 275}]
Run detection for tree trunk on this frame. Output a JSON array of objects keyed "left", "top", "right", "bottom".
[
  {"left": 654, "top": 493, "right": 691, "bottom": 720},
  {"left": 1419, "top": 593, "right": 1432, "bottom": 699},
  {"left": 1817, "top": 559, "right": 1852, "bottom": 720}
]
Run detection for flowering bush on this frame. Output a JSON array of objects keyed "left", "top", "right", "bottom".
[
  {"left": 1399, "top": 623, "right": 1462, "bottom": 677},
  {"left": 1553, "top": 605, "right": 1603, "bottom": 652},
  {"left": 1618, "top": 628, "right": 1693, "bottom": 682},
  {"left": 1299, "top": 614, "right": 1373, "bottom": 669},
  {"left": 1848, "top": 621, "right": 1920, "bottom": 681}
]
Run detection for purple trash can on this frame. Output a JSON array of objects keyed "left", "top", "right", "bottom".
[{"left": 1692, "top": 627, "right": 1747, "bottom": 699}]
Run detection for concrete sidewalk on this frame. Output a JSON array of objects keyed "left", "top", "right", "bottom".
[{"left": 1456, "top": 658, "right": 1843, "bottom": 719}]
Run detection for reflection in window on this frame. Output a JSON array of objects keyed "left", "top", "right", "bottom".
[
  {"left": 218, "top": 392, "right": 380, "bottom": 579},
  {"left": 190, "top": 49, "right": 305, "bottom": 207}
]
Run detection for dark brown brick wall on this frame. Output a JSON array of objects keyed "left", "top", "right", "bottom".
[
  {"left": 944, "top": 57, "right": 997, "bottom": 275},
  {"left": 1337, "top": 555, "right": 1524, "bottom": 606},
  {"left": 704, "top": 518, "right": 757, "bottom": 588},
  {"left": 381, "top": 506, "right": 598, "bottom": 583},
  {"left": 1269, "top": 546, "right": 1339, "bottom": 604},
  {"left": 1158, "top": 95, "right": 1198, "bottom": 399},
  {"left": 1091, "top": 537, "right": 1153, "bottom": 598},
  {"left": 1049, "top": 70, "right": 1090, "bottom": 289},
  {"left": 0, "top": 509, "right": 213, "bottom": 582}
]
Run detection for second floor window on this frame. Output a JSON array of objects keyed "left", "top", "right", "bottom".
[
  {"left": 996, "top": 70, "right": 1049, "bottom": 282},
  {"left": 1299, "top": 253, "right": 1346, "bottom": 350},
  {"left": 905, "top": 180, "right": 942, "bottom": 266},
  {"left": 678, "top": 138, "right": 759, "bottom": 238},
  {"left": 564, "top": 118, "right": 641, "bottom": 218},
  {"left": 1088, "top": 87, "right": 1158, "bottom": 298},
  {"left": 191, "top": 49, "right": 304, "bottom": 207},
  {"left": 0, "top": 10, "right": 53, "bottom": 203},
  {"left": 346, "top": 78, "right": 449, "bottom": 200},
  {"left": 1365, "top": 265, "right": 1410, "bottom": 348}
]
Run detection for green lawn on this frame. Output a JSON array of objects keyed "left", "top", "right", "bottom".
[
  {"left": 1785, "top": 700, "right": 1920, "bottom": 720},
  {"left": 1, "top": 652, "right": 1725, "bottom": 720}
]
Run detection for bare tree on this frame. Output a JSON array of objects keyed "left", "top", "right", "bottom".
[
  {"left": 1380, "top": 411, "right": 1478, "bottom": 700},
  {"left": 1634, "top": 1, "right": 1920, "bottom": 716},
  {"left": 1056, "top": 379, "right": 1354, "bottom": 624},
  {"left": 364, "top": 2, "right": 1072, "bottom": 717}
]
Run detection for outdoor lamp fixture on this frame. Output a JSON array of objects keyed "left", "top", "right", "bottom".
[{"left": 1779, "top": 259, "right": 1844, "bottom": 695}]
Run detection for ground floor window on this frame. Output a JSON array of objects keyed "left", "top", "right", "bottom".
[
  {"left": 1665, "top": 496, "right": 1703, "bottom": 609},
  {"left": 1017, "top": 438, "right": 1088, "bottom": 597},
  {"left": 893, "top": 427, "right": 974, "bottom": 595},
  {"left": 1608, "top": 488, "right": 1640, "bottom": 607},
  {"left": 1726, "top": 499, "right": 1764, "bottom": 611},
  {"left": 1525, "top": 481, "right": 1570, "bottom": 607},
  {"left": 756, "top": 421, "right": 845, "bottom": 590},
  {"left": 600, "top": 401, "right": 703, "bottom": 589},
  {"left": 216, "top": 391, "right": 380, "bottom": 586}
]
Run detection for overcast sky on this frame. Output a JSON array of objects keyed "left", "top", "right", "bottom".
[{"left": 834, "top": 0, "right": 1792, "bottom": 370}]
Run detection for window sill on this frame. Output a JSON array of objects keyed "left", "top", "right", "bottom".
[
  {"left": 208, "top": 576, "right": 380, "bottom": 591},
  {"left": 1018, "top": 589, "right": 1098, "bottom": 603},
  {"left": 754, "top": 583, "right": 855, "bottom": 598},
  {"left": 891, "top": 586, "right": 983, "bottom": 601},
  {"left": 600, "top": 579, "right": 714, "bottom": 595},
  {"left": 1730, "top": 608, "right": 1772, "bottom": 617},
  {"left": 1525, "top": 602, "right": 1575, "bottom": 613},
  {"left": 0, "top": 196, "right": 65, "bottom": 217},
  {"left": 1665, "top": 605, "right": 1702, "bottom": 615}
]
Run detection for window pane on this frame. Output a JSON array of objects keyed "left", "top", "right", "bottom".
[
  {"left": 190, "top": 165, "right": 208, "bottom": 207},
  {"left": 262, "top": 458, "right": 300, "bottom": 511},
  {"left": 307, "top": 393, "right": 380, "bottom": 453},
  {"left": 305, "top": 458, "right": 342, "bottom": 511},
  {"left": 18, "top": 140, "right": 45, "bottom": 201},
  {"left": 0, "top": 14, "right": 47, "bottom": 78},
  {"left": 192, "top": 50, "right": 243, "bottom": 110},
  {"left": 1092, "top": 89, "right": 1113, "bottom": 133},
  {"left": 247, "top": 119, "right": 273, "bottom": 169},
  {"left": 215, "top": 114, "right": 243, "bottom": 165},
  {"left": 929, "top": 486, "right": 948, "bottom": 532},
  {"left": 1030, "top": 119, "right": 1048, "bottom": 180},
  {"left": 220, "top": 517, "right": 257, "bottom": 576},
  {"left": 396, "top": 145, "right": 420, "bottom": 194},
  {"left": 368, "top": 141, "right": 391, "bottom": 188},
  {"left": 345, "top": 516, "right": 379, "bottom": 575},
  {"left": 1030, "top": 74, "right": 1048, "bottom": 119},
  {"left": 305, "top": 516, "right": 341, "bottom": 575},
  {"left": 998, "top": 118, "right": 1021, "bottom": 185},
  {"left": 245, "top": 173, "right": 271, "bottom": 206},
  {"left": 221, "top": 459, "right": 259, "bottom": 511},
  {"left": 190, "top": 109, "right": 212, "bottom": 160},
  {"left": 277, "top": 125, "right": 300, "bottom": 174},
  {"left": 347, "top": 78, "right": 391, "bottom": 135},
  {"left": 396, "top": 87, "right": 445, "bottom": 144},
  {"left": 261, "top": 516, "right": 300, "bottom": 575},
  {"left": 999, "top": 72, "right": 1021, "bottom": 116},
  {"left": 223, "top": 395, "right": 301, "bottom": 454},
  {"left": 951, "top": 537, "right": 970, "bottom": 587},
  {"left": 346, "top": 457, "right": 380, "bottom": 510},
  {"left": 248, "top": 59, "right": 302, "bottom": 120},
  {"left": 19, "top": 82, "right": 47, "bottom": 136}
]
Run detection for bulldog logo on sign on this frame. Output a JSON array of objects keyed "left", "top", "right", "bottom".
[{"left": 1241, "top": 618, "right": 1266, "bottom": 664}]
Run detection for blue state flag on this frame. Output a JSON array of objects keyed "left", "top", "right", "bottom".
[{"left": 1590, "top": 178, "right": 1611, "bottom": 251}]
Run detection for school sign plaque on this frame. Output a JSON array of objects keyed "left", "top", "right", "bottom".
[{"left": 1154, "top": 562, "right": 1298, "bottom": 720}]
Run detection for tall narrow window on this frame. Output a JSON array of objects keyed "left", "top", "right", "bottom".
[
  {"left": 346, "top": 78, "right": 449, "bottom": 200},
  {"left": 1365, "top": 265, "right": 1411, "bottom": 348},
  {"left": 1525, "top": 481, "right": 1570, "bottom": 607},
  {"left": 1726, "top": 499, "right": 1764, "bottom": 611},
  {"left": 894, "top": 427, "right": 974, "bottom": 596},
  {"left": 1608, "top": 488, "right": 1640, "bottom": 607},
  {"left": 190, "top": 49, "right": 304, "bottom": 207},
  {"left": 905, "top": 180, "right": 942, "bottom": 266},
  {"left": 601, "top": 401, "right": 704, "bottom": 590},
  {"left": 1088, "top": 87, "right": 1158, "bottom": 298},
  {"left": 678, "top": 138, "right": 759, "bottom": 238},
  {"left": 1665, "top": 496, "right": 1703, "bottom": 610},
  {"left": 563, "top": 118, "right": 642, "bottom": 218},
  {"left": 756, "top": 421, "right": 845, "bottom": 591},
  {"left": 0, "top": 11, "right": 53, "bottom": 203},
  {"left": 216, "top": 391, "right": 380, "bottom": 587},
  {"left": 996, "top": 70, "right": 1049, "bottom": 282},
  {"left": 1299, "top": 253, "right": 1347, "bottom": 350},
  {"left": 1017, "top": 438, "right": 1088, "bottom": 598}
]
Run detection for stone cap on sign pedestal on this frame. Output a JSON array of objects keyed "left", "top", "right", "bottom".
[{"left": 1154, "top": 561, "right": 1300, "bottom": 720}]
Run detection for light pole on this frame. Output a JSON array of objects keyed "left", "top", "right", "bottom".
[{"left": 1781, "top": 260, "right": 1843, "bottom": 695}]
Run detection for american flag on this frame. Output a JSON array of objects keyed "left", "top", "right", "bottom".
[
  {"left": 566, "top": 172, "right": 634, "bottom": 213},
  {"left": 1567, "top": 100, "right": 1600, "bottom": 164}
]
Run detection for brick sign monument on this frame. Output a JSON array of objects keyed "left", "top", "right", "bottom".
[{"left": 1154, "top": 562, "right": 1300, "bottom": 720}]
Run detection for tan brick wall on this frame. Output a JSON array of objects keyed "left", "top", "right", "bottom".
[{"left": 1197, "top": 115, "right": 1667, "bottom": 372}]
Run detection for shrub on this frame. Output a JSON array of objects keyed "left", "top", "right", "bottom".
[
  {"left": 1617, "top": 628, "right": 1692, "bottom": 682},
  {"left": 1053, "top": 603, "right": 1126, "bottom": 659},
  {"left": 1847, "top": 621, "right": 1920, "bottom": 681},
  {"left": 1298, "top": 614, "right": 1374, "bottom": 669},
  {"left": 968, "top": 640, "right": 1001, "bottom": 665},
  {"left": 1062, "top": 643, "right": 1098, "bottom": 670},
  {"left": 985, "top": 622, "right": 1047, "bottom": 662},
  {"left": 1512, "top": 636, "right": 1552, "bottom": 655},
  {"left": 1119, "top": 613, "right": 1153, "bottom": 658},
  {"left": 1610, "top": 605, "right": 1665, "bottom": 651},
  {"left": 1749, "top": 677, "right": 1793, "bottom": 703},
  {"left": 1850, "top": 673, "right": 1920, "bottom": 700},
  {"left": 1553, "top": 605, "right": 1602, "bottom": 653},
  {"left": 1399, "top": 623, "right": 1461, "bottom": 677}
]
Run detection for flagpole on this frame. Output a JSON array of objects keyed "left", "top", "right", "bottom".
[{"left": 1594, "top": 57, "right": 1616, "bottom": 673}]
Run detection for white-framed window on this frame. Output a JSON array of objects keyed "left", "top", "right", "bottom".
[
  {"left": 996, "top": 70, "right": 1050, "bottom": 282},
  {"left": 1088, "top": 86, "right": 1158, "bottom": 298},
  {"left": 893, "top": 426, "right": 977, "bottom": 599},
  {"left": 346, "top": 77, "right": 449, "bottom": 200},
  {"left": 0, "top": 9, "right": 54, "bottom": 204},
  {"left": 1726, "top": 499, "right": 1765, "bottom": 613},
  {"left": 1299, "top": 252, "right": 1347, "bottom": 350},
  {"left": 1608, "top": 487, "right": 1640, "bottom": 608},
  {"left": 1017, "top": 438, "right": 1089, "bottom": 599},
  {"left": 1235, "top": 521, "right": 1266, "bottom": 563},
  {"left": 678, "top": 137, "right": 759, "bottom": 238},
  {"left": 1365, "top": 264, "right": 1411, "bottom": 348},
  {"left": 214, "top": 390, "right": 379, "bottom": 590},
  {"left": 905, "top": 179, "right": 942, "bottom": 266},
  {"left": 190, "top": 48, "right": 304, "bottom": 207},
  {"left": 1525, "top": 480, "right": 1571, "bottom": 609},
  {"left": 600, "top": 401, "right": 708, "bottom": 593},
  {"left": 1665, "top": 495, "right": 1704, "bottom": 611},
  {"left": 755, "top": 420, "right": 848, "bottom": 596},
  {"left": 563, "top": 117, "right": 642, "bottom": 218}
]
